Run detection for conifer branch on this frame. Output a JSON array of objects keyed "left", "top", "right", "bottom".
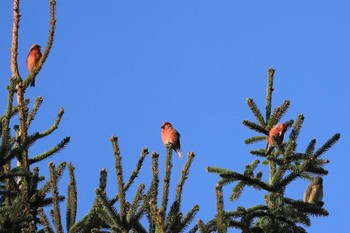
[
  {"left": 110, "top": 148, "right": 148, "bottom": 205},
  {"left": 94, "top": 208, "right": 118, "bottom": 230},
  {"left": 124, "top": 148, "right": 148, "bottom": 190},
  {"left": 266, "top": 68, "right": 275, "bottom": 121},
  {"left": 26, "top": 96, "right": 44, "bottom": 128},
  {"left": 305, "top": 139, "right": 316, "bottom": 156},
  {"left": 244, "top": 160, "right": 260, "bottom": 176},
  {"left": 147, "top": 152, "right": 159, "bottom": 232},
  {"left": 242, "top": 120, "right": 268, "bottom": 135},
  {"left": 215, "top": 184, "right": 226, "bottom": 233},
  {"left": 207, "top": 167, "right": 272, "bottom": 191},
  {"left": 161, "top": 146, "right": 173, "bottom": 216},
  {"left": 99, "top": 169, "right": 108, "bottom": 191},
  {"left": 95, "top": 188, "right": 121, "bottom": 227},
  {"left": 66, "top": 163, "right": 77, "bottom": 231},
  {"left": 284, "top": 140, "right": 295, "bottom": 158},
  {"left": 1, "top": 83, "right": 15, "bottom": 145},
  {"left": 127, "top": 183, "right": 145, "bottom": 222},
  {"left": 165, "top": 201, "right": 181, "bottom": 231},
  {"left": 149, "top": 199, "right": 165, "bottom": 233},
  {"left": 250, "top": 149, "right": 268, "bottom": 158},
  {"left": 38, "top": 208, "right": 54, "bottom": 233},
  {"left": 276, "top": 171, "right": 300, "bottom": 191},
  {"left": 231, "top": 181, "right": 245, "bottom": 201},
  {"left": 244, "top": 135, "right": 267, "bottom": 145},
  {"left": 312, "top": 133, "right": 340, "bottom": 159},
  {"left": 37, "top": 196, "right": 65, "bottom": 208},
  {"left": 110, "top": 135, "right": 126, "bottom": 223},
  {"left": 176, "top": 152, "right": 195, "bottom": 204},
  {"left": 14, "top": 189, "right": 28, "bottom": 220},
  {"left": 1, "top": 82, "right": 16, "bottom": 208},
  {"left": 305, "top": 166, "right": 328, "bottom": 175},
  {"left": 28, "top": 107, "right": 65, "bottom": 143},
  {"left": 284, "top": 198, "right": 328, "bottom": 217},
  {"left": 132, "top": 189, "right": 149, "bottom": 229},
  {"left": 196, "top": 218, "right": 218, "bottom": 233},
  {"left": 49, "top": 162, "right": 64, "bottom": 233},
  {"left": 197, "top": 219, "right": 206, "bottom": 233},
  {"left": 130, "top": 222, "right": 147, "bottom": 233},
  {"left": 288, "top": 114, "right": 304, "bottom": 142},
  {"left": 149, "top": 152, "right": 159, "bottom": 204},
  {"left": 145, "top": 149, "right": 198, "bottom": 232},
  {"left": 24, "top": 0, "right": 57, "bottom": 88},
  {"left": 247, "top": 98, "right": 266, "bottom": 127},
  {"left": 10, "top": 0, "right": 20, "bottom": 79},
  {"left": 180, "top": 204, "right": 200, "bottom": 231},
  {"left": 268, "top": 100, "right": 290, "bottom": 128},
  {"left": 0, "top": 171, "right": 28, "bottom": 181},
  {"left": 39, "top": 162, "right": 67, "bottom": 198},
  {"left": 17, "top": 82, "right": 29, "bottom": 172},
  {"left": 68, "top": 208, "right": 98, "bottom": 233},
  {"left": 29, "top": 137, "right": 70, "bottom": 164}
]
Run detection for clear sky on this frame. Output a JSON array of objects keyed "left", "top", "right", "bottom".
[{"left": 0, "top": 1, "right": 348, "bottom": 232}]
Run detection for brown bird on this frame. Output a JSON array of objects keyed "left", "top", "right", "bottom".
[
  {"left": 303, "top": 176, "right": 324, "bottom": 204},
  {"left": 161, "top": 122, "right": 182, "bottom": 158},
  {"left": 26, "top": 44, "right": 42, "bottom": 87},
  {"left": 266, "top": 123, "right": 287, "bottom": 155}
]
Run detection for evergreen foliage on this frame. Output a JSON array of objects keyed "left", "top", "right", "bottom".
[
  {"left": 0, "top": 1, "right": 75, "bottom": 232},
  {"left": 0, "top": 1, "right": 340, "bottom": 232},
  {"left": 71, "top": 138, "right": 198, "bottom": 233},
  {"left": 204, "top": 68, "right": 340, "bottom": 233}
]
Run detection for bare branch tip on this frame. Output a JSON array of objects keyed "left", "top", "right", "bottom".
[
  {"left": 188, "top": 152, "right": 195, "bottom": 157},
  {"left": 48, "top": 162, "right": 55, "bottom": 168},
  {"left": 109, "top": 135, "right": 118, "bottom": 142},
  {"left": 57, "top": 107, "right": 64, "bottom": 118}
]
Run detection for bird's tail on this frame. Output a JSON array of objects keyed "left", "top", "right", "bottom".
[
  {"left": 266, "top": 144, "right": 273, "bottom": 155},
  {"left": 175, "top": 148, "right": 182, "bottom": 158}
]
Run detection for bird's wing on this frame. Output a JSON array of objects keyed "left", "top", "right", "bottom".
[
  {"left": 308, "top": 184, "right": 323, "bottom": 203},
  {"left": 313, "top": 184, "right": 323, "bottom": 202},
  {"left": 175, "top": 130, "right": 180, "bottom": 147},
  {"left": 162, "top": 127, "right": 178, "bottom": 145},
  {"left": 303, "top": 186, "right": 312, "bottom": 202}
]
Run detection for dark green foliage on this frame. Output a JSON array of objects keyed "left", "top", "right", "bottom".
[
  {"left": 1, "top": 1, "right": 340, "bottom": 232},
  {"left": 0, "top": 1, "right": 78, "bottom": 232},
  {"left": 71, "top": 137, "right": 198, "bottom": 233},
  {"left": 204, "top": 68, "right": 340, "bottom": 232}
]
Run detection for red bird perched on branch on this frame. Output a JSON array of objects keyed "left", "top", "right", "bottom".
[
  {"left": 161, "top": 122, "right": 182, "bottom": 158},
  {"left": 26, "top": 44, "right": 42, "bottom": 87},
  {"left": 266, "top": 123, "right": 287, "bottom": 155}
]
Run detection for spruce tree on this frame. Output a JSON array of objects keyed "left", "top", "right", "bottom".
[
  {"left": 1, "top": 1, "right": 199, "bottom": 232},
  {"left": 0, "top": 1, "right": 76, "bottom": 232},
  {"left": 70, "top": 138, "right": 199, "bottom": 233},
  {"left": 202, "top": 68, "right": 340, "bottom": 232},
  {"left": 1, "top": 1, "right": 341, "bottom": 232}
]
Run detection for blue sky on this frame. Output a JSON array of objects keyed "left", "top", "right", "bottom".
[{"left": 0, "top": 1, "right": 348, "bottom": 232}]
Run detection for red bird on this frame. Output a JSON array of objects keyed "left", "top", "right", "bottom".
[
  {"left": 161, "top": 122, "right": 182, "bottom": 158},
  {"left": 26, "top": 44, "right": 42, "bottom": 87},
  {"left": 266, "top": 123, "right": 287, "bottom": 155}
]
